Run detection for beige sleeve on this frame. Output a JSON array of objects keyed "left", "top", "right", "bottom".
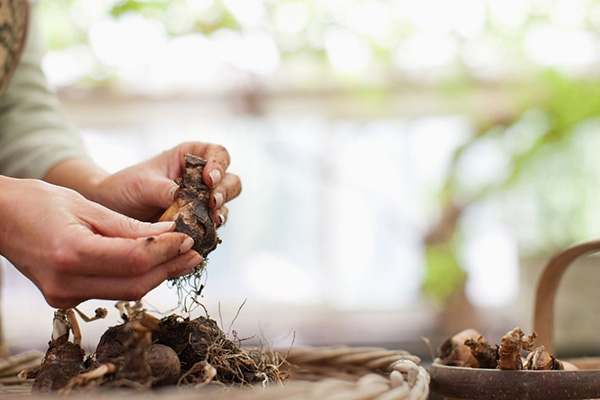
[{"left": 0, "top": 6, "right": 88, "bottom": 179}]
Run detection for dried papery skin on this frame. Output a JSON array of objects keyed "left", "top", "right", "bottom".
[
  {"left": 160, "top": 154, "right": 220, "bottom": 258},
  {"left": 92, "top": 321, "right": 153, "bottom": 388},
  {"left": 464, "top": 336, "right": 498, "bottom": 369},
  {"left": 497, "top": 327, "right": 537, "bottom": 370},
  {"left": 521, "top": 331, "right": 537, "bottom": 352},
  {"left": 498, "top": 327, "right": 523, "bottom": 370},
  {"left": 524, "top": 346, "right": 560, "bottom": 370},
  {"left": 437, "top": 329, "right": 481, "bottom": 368},
  {"left": 32, "top": 335, "right": 85, "bottom": 393}
]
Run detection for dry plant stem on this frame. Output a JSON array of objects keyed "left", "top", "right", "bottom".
[
  {"left": 116, "top": 301, "right": 161, "bottom": 330},
  {"left": 0, "top": 351, "right": 44, "bottom": 378},
  {"left": 73, "top": 307, "right": 108, "bottom": 322},
  {"left": 464, "top": 336, "right": 498, "bottom": 369},
  {"left": 61, "top": 363, "right": 116, "bottom": 394},
  {"left": 65, "top": 309, "right": 82, "bottom": 346},
  {"left": 116, "top": 302, "right": 128, "bottom": 320},
  {"left": 51, "top": 310, "right": 69, "bottom": 342},
  {"left": 437, "top": 329, "right": 481, "bottom": 368}
]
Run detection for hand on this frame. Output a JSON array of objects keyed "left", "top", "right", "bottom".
[
  {"left": 0, "top": 177, "right": 202, "bottom": 309},
  {"left": 92, "top": 142, "right": 242, "bottom": 222}
]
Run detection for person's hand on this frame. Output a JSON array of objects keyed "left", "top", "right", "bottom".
[
  {"left": 92, "top": 142, "right": 242, "bottom": 223},
  {"left": 0, "top": 177, "right": 202, "bottom": 309}
]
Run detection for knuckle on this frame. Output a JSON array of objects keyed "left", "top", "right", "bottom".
[
  {"left": 120, "top": 216, "right": 140, "bottom": 234},
  {"left": 213, "top": 144, "right": 228, "bottom": 154},
  {"left": 211, "top": 144, "right": 230, "bottom": 163},
  {"left": 164, "top": 263, "right": 181, "bottom": 280},
  {"left": 125, "top": 248, "right": 150, "bottom": 275},
  {"left": 46, "top": 297, "right": 76, "bottom": 309},
  {"left": 123, "top": 282, "right": 148, "bottom": 300},
  {"left": 48, "top": 240, "right": 78, "bottom": 273},
  {"left": 42, "top": 281, "right": 74, "bottom": 308}
]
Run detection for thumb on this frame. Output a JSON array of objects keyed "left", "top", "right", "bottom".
[
  {"left": 152, "top": 177, "right": 180, "bottom": 209},
  {"left": 87, "top": 204, "right": 176, "bottom": 238}
]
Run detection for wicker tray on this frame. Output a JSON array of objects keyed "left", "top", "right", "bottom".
[
  {"left": 429, "top": 239, "right": 600, "bottom": 400},
  {"left": 0, "top": 346, "right": 429, "bottom": 399}
]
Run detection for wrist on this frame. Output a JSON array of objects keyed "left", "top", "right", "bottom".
[
  {"left": 0, "top": 175, "right": 14, "bottom": 207},
  {"left": 0, "top": 176, "right": 19, "bottom": 253},
  {"left": 44, "top": 158, "right": 109, "bottom": 203}
]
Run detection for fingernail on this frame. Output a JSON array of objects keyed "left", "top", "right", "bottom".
[
  {"left": 150, "top": 221, "right": 175, "bottom": 232},
  {"left": 218, "top": 213, "right": 226, "bottom": 227},
  {"left": 214, "top": 192, "right": 224, "bottom": 208},
  {"left": 179, "top": 237, "right": 194, "bottom": 254},
  {"left": 169, "top": 184, "right": 180, "bottom": 202},
  {"left": 209, "top": 169, "right": 221, "bottom": 187}
]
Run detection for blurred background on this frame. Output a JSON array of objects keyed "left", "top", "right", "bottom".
[{"left": 4, "top": 0, "right": 600, "bottom": 359}]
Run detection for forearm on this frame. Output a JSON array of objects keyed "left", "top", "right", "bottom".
[
  {"left": 44, "top": 158, "right": 109, "bottom": 202},
  {"left": 0, "top": 176, "right": 17, "bottom": 255},
  {"left": 0, "top": 175, "right": 16, "bottom": 218}
]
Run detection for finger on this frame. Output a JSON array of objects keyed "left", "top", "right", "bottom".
[
  {"left": 141, "top": 176, "right": 180, "bottom": 209},
  {"left": 209, "top": 173, "right": 242, "bottom": 209},
  {"left": 61, "top": 229, "right": 195, "bottom": 277},
  {"left": 171, "top": 142, "right": 231, "bottom": 186},
  {"left": 82, "top": 203, "right": 176, "bottom": 238},
  {"left": 211, "top": 205, "right": 228, "bottom": 227},
  {"left": 198, "top": 144, "right": 230, "bottom": 188},
  {"left": 107, "top": 251, "right": 203, "bottom": 301},
  {"left": 48, "top": 251, "right": 203, "bottom": 307}
]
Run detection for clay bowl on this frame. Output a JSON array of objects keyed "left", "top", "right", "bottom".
[
  {"left": 430, "top": 361, "right": 600, "bottom": 400},
  {"left": 429, "top": 240, "right": 600, "bottom": 400}
]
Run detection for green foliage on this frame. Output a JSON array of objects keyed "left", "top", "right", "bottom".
[
  {"left": 37, "top": 0, "right": 85, "bottom": 50},
  {"left": 422, "top": 68, "right": 600, "bottom": 304},
  {"left": 109, "top": 0, "right": 240, "bottom": 35},
  {"left": 539, "top": 70, "right": 600, "bottom": 138},
  {"left": 110, "top": 0, "right": 170, "bottom": 17},
  {"left": 422, "top": 242, "right": 466, "bottom": 305},
  {"left": 35, "top": 0, "right": 600, "bottom": 305}
]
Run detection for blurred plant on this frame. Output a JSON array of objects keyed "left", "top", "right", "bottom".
[
  {"left": 37, "top": 0, "right": 600, "bottom": 92},
  {"left": 422, "top": 242, "right": 466, "bottom": 306},
  {"left": 423, "top": 69, "right": 600, "bottom": 305},
  {"left": 35, "top": 0, "right": 600, "bottom": 306}
]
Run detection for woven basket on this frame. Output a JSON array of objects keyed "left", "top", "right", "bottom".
[{"left": 0, "top": 346, "right": 429, "bottom": 399}]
